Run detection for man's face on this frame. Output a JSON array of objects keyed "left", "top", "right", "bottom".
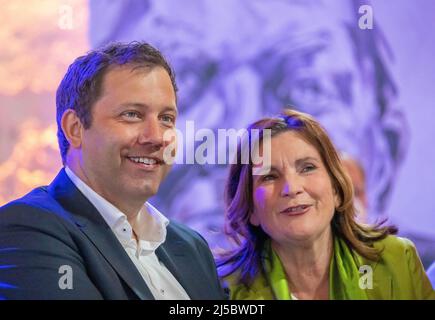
[{"left": 78, "top": 65, "right": 177, "bottom": 208}]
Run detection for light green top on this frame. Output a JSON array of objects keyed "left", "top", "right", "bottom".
[{"left": 223, "top": 236, "right": 435, "bottom": 300}]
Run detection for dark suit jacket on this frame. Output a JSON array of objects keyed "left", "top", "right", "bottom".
[{"left": 0, "top": 169, "right": 226, "bottom": 300}]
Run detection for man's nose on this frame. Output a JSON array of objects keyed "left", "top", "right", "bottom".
[{"left": 138, "top": 118, "right": 164, "bottom": 150}]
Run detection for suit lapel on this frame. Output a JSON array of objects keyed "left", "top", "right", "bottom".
[
  {"left": 47, "top": 169, "right": 154, "bottom": 300},
  {"left": 78, "top": 221, "right": 155, "bottom": 300},
  {"left": 156, "top": 228, "right": 201, "bottom": 299}
]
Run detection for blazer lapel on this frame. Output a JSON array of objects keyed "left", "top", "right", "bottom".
[
  {"left": 156, "top": 229, "right": 201, "bottom": 299},
  {"left": 47, "top": 169, "right": 154, "bottom": 300}
]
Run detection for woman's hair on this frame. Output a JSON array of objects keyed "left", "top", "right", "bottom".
[{"left": 217, "top": 108, "right": 397, "bottom": 287}]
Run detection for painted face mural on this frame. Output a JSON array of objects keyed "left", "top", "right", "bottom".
[{"left": 89, "top": 0, "right": 408, "bottom": 247}]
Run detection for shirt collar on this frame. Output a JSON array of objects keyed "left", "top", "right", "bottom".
[{"left": 65, "top": 166, "right": 169, "bottom": 254}]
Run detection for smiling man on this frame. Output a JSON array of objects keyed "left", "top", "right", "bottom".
[{"left": 0, "top": 42, "right": 226, "bottom": 300}]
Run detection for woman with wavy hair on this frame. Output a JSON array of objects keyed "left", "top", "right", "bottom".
[{"left": 218, "top": 108, "right": 434, "bottom": 300}]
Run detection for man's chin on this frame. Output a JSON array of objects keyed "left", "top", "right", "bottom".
[
  {"left": 121, "top": 180, "right": 162, "bottom": 201},
  {"left": 135, "top": 185, "right": 159, "bottom": 200}
]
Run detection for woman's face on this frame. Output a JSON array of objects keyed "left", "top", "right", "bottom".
[{"left": 250, "top": 131, "right": 339, "bottom": 245}]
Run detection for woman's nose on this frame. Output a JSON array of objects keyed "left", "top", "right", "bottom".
[{"left": 280, "top": 176, "right": 303, "bottom": 197}]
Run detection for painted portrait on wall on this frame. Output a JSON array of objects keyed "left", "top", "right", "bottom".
[{"left": 89, "top": 0, "right": 408, "bottom": 247}]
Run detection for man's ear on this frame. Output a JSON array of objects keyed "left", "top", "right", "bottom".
[{"left": 61, "top": 109, "right": 83, "bottom": 149}]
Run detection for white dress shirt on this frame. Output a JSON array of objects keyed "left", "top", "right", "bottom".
[{"left": 65, "top": 166, "right": 190, "bottom": 300}]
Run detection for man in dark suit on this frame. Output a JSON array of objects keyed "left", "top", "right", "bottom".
[{"left": 0, "top": 42, "right": 226, "bottom": 300}]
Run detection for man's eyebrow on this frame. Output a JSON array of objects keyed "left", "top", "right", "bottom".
[
  {"left": 161, "top": 105, "right": 178, "bottom": 116},
  {"left": 117, "top": 103, "right": 178, "bottom": 116},
  {"left": 118, "top": 102, "right": 145, "bottom": 108}
]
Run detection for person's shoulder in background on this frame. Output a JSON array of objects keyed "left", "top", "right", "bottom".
[{"left": 426, "top": 261, "right": 435, "bottom": 290}]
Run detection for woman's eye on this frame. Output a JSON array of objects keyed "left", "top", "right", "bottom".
[
  {"left": 302, "top": 164, "right": 316, "bottom": 173},
  {"left": 262, "top": 174, "right": 276, "bottom": 182}
]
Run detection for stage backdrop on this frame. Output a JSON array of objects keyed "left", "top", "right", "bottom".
[{"left": 0, "top": 0, "right": 434, "bottom": 266}]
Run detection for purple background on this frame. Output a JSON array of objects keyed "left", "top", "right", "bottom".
[{"left": 0, "top": 0, "right": 434, "bottom": 267}]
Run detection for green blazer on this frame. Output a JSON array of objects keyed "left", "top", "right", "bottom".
[{"left": 223, "top": 236, "right": 435, "bottom": 300}]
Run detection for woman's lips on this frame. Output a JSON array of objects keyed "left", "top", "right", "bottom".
[{"left": 280, "top": 204, "right": 312, "bottom": 216}]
